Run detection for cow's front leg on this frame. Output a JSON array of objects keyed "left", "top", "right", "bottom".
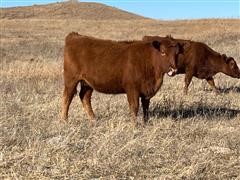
[
  {"left": 126, "top": 90, "right": 140, "bottom": 127},
  {"left": 206, "top": 77, "right": 220, "bottom": 94},
  {"left": 184, "top": 72, "right": 193, "bottom": 95},
  {"left": 141, "top": 96, "right": 150, "bottom": 125}
]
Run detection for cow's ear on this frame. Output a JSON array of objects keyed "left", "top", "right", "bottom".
[
  {"left": 222, "top": 54, "right": 234, "bottom": 64},
  {"left": 229, "top": 57, "right": 234, "bottom": 62},
  {"left": 227, "top": 57, "right": 235, "bottom": 66},
  {"left": 222, "top": 54, "right": 227, "bottom": 62},
  {"left": 152, "top": 41, "right": 160, "bottom": 51}
]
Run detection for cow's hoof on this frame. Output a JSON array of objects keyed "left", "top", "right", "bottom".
[{"left": 60, "top": 114, "right": 68, "bottom": 123}]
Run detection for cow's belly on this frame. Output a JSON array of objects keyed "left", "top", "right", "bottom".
[
  {"left": 195, "top": 69, "right": 215, "bottom": 79},
  {"left": 93, "top": 85, "right": 125, "bottom": 94},
  {"left": 80, "top": 65, "right": 126, "bottom": 94},
  {"left": 83, "top": 76, "right": 125, "bottom": 94}
]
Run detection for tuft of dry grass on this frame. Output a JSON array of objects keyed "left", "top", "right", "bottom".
[{"left": 0, "top": 6, "right": 240, "bottom": 178}]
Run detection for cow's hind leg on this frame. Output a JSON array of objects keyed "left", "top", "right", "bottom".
[
  {"left": 79, "top": 82, "right": 95, "bottom": 124},
  {"left": 61, "top": 81, "right": 78, "bottom": 121},
  {"left": 206, "top": 77, "right": 220, "bottom": 94}
]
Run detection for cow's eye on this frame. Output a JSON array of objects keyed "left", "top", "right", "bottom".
[{"left": 161, "top": 51, "right": 166, "bottom": 56}]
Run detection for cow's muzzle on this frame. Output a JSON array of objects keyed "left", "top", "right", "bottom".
[{"left": 167, "top": 68, "right": 177, "bottom": 77}]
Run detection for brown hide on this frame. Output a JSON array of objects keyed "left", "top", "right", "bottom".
[
  {"left": 143, "top": 35, "right": 240, "bottom": 94},
  {"left": 62, "top": 32, "right": 180, "bottom": 126}
]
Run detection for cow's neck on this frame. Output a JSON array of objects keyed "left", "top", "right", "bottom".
[
  {"left": 142, "top": 62, "right": 164, "bottom": 98},
  {"left": 144, "top": 72, "right": 164, "bottom": 99},
  {"left": 155, "top": 73, "right": 164, "bottom": 90},
  {"left": 148, "top": 51, "right": 165, "bottom": 95},
  {"left": 154, "top": 68, "right": 164, "bottom": 90},
  {"left": 209, "top": 54, "right": 225, "bottom": 74}
]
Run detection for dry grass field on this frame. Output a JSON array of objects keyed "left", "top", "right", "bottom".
[{"left": 1, "top": 1, "right": 240, "bottom": 179}]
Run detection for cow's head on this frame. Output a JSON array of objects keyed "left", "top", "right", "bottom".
[
  {"left": 152, "top": 39, "right": 181, "bottom": 76},
  {"left": 222, "top": 54, "right": 240, "bottom": 78}
]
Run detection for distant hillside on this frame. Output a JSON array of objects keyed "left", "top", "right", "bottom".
[{"left": 0, "top": 1, "right": 147, "bottom": 20}]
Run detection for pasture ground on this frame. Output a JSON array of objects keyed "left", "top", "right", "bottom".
[{"left": 1, "top": 18, "right": 240, "bottom": 178}]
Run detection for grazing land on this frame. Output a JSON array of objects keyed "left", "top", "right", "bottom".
[{"left": 1, "top": 1, "right": 240, "bottom": 179}]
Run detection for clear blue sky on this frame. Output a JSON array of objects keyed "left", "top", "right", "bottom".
[{"left": 1, "top": 0, "right": 239, "bottom": 20}]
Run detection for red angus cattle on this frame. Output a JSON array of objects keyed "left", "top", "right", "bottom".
[
  {"left": 61, "top": 32, "right": 181, "bottom": 126},
  {"left": 143, "top": 35, "right": 240, "bottom": 94}
]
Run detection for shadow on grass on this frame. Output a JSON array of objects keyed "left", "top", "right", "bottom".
[
  {"left": 219, "top": 86, "right": 240, "bottom": 94},
  {"left": 203, "top": 86, "right": 240, "bottom": 94},
  {"left": 150, "top": 103, "right": 240, "bottom": 120}
]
